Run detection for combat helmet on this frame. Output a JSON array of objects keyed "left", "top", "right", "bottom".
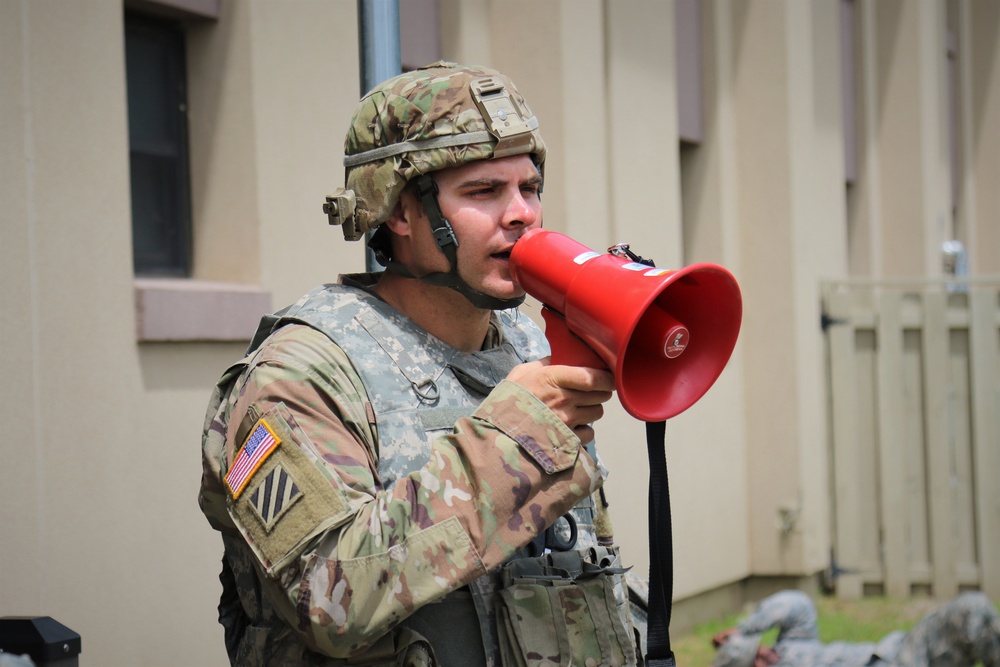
[{"left": 324, "top": 61, "right": 546, "bottom": 309}]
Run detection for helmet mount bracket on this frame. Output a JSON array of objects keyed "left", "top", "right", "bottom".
[
  {"left": 324, "top": 189, "right": 361, "bottom": 240},
  {"left": 471, "top": 77, "right": 536, "bottom": 159}
]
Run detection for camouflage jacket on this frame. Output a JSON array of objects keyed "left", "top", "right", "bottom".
[
  {"left": 733, "top": 590, "right": 894, "bottom": 666},
  {"left": 733, "top": 590, "right": 1000, "bottom": 667},
  {"left": 199, "top": 276, "right": 612, "bottom": 665}
]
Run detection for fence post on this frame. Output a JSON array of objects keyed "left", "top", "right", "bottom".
[
  {"left": 969, "top": 289, "right": 1000, "bottom": 599},
  {"left": 826, "top": 287, "right": 864, "bottom": 599},
  {"left": 921, "top": 290, "right": 959, "bottom": 598},
  {"left": 876, "top": 291, "right": 909, "bottom": 597}
]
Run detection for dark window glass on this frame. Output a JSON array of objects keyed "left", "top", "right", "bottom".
[{"left": 125, "top": 14, "right": 192, "bottom": 276}]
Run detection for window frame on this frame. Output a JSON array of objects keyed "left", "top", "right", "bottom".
[{"left": 125, "top": 1, "right": 272, "bottom": 342}]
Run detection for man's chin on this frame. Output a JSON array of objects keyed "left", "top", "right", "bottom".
[
  {"left": 493, "top": 286, "right": 527, "bottom": 303},
  {"left": 473, "top": 277, "right": 525, "bottom": 303}
]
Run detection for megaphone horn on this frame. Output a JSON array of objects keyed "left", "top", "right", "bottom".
[{"left": 509, "top": 228, "right": 742, "bottom": 421}]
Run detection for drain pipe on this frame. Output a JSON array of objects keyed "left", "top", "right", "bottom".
[{"left": 357, "top": 0, "right": 401, "bottom": 272}]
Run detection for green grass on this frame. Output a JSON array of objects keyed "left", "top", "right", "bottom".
[{"left": 671, "top": 594, "right": 970, "bottom": 667}]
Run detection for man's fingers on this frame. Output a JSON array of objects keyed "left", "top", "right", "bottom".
[
  {"left": 505, "top": 358, "right": 548, "bottom": 385},
  {"left": 545, "top": 364, "right": 615, "bottom": 394},
  {"left": 507, "top": 362, "right": 615, "bottom": 400},
  {"left": 572, "top": 403, "right": 604, "bottom": 427},
  {"left": 573, "top": 424, "right": 596, "bottom": 445},
  {"left": 506, "top": 362, "right": 615, "bottom": 436}
]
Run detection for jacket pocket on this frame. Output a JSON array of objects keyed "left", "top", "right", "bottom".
[{"left": 494, "top": 552, "right": 637, "bottom": 667}]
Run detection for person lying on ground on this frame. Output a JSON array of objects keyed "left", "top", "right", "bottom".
[{"left": 712, "top": 589, "right": 1000, "bottom": 667}]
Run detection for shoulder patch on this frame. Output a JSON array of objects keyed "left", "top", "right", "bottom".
[
  {"left": 226, "top": 418, "right": 282, "bottom": 499},
  {"left": 229, "top": 404, "right": 355, "bottom": 575},
  {"left": 247, "top": 464, "right": 303, "bottom": 532}
]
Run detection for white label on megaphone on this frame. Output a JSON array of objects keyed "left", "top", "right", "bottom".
[
  {"left": 622, "top": 262, "right": 650, "bottom": 272},
  {"left": 573, "top": 252, "right": 601, "bottom": 265},
  {"left": 644, "top": 268, "right": 670, "bottom": 277}
]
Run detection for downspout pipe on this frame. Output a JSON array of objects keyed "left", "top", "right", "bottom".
[{"left": 357, "top": 0, "right": 401, "bottom": 272}]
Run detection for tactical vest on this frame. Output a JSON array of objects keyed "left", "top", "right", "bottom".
[{"left": 215, "top": 278, "right": 634, "bottom": 666}]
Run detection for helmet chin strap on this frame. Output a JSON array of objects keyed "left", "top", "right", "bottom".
[{"left": 371, "top": 174, "right": 526, "bottom": 311}]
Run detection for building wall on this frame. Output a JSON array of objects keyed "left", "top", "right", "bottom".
[
  {"left": 1, "top": 0, "right": 998, "bottom": 664},
  {"left": 960, "top": 0, "right": 1000, "bottom": 274},
  {"left": 1, "top": 1, "right": 360, "bottom": 664}
]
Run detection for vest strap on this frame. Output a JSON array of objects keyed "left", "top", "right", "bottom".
[{"left": 356, "top": 309, "right": 444, "bottom": 402}]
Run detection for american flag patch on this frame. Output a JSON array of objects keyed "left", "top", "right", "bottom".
[{"left": 225, "top": 418, "right": 281, "bottom": 499}]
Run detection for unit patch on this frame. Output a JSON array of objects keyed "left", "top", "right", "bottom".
[
  {"left": 225, "top": 418, "right": 281, "bottom": 499},
  {"left": 248, "top": 464, "right": 303, "bottom": 532}
]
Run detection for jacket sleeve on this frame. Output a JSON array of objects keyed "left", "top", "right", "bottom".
[
  {"left": 217, "top": 324, "right": 604, "bottom": 658},
  {"left": 737, "top": 590, "right": 820, "bottom": 642}
]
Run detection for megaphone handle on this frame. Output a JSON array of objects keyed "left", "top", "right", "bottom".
[{"left": 540, "top": 307, "right": 607, "bottom": 370}]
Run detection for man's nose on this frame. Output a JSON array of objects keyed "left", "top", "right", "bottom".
[{"left": 502, "top": 190, "right": 540, "bottom": 228}]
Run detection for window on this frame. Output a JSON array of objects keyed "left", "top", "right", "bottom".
[
  {"left": 125, "top": 13, "right": 192, "bottom": 276},
  {"left": 124, "top": 2, "right": 271, "bottom": 342}
]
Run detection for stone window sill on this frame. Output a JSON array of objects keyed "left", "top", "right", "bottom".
[{"left": 134, "top": 278, "right": 271, "bottom": 342}]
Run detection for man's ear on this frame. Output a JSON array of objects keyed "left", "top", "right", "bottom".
[
  {"left": 383, "top": 200, "right": 409, "bottom": 237},
  {"left": 384, "top": 188, "right": 422, "bottom": 239}
]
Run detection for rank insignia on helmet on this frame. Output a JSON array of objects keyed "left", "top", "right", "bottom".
[
  {"left": 247, "top": 464, "right": 303, "bottom": 533},
  {"left": 225, "top": 418, "right": 281, "bottom": 499}
]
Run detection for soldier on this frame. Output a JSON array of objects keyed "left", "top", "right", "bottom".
[
  {"left": 199, "top": 62, "right": 640, "bottom": 666},
  {"left": 712, "top": 589, "right": 1000, "bottom": 667}
]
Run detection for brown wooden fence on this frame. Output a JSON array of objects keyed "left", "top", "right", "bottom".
[{"left": 822, "top": 280, "right": 1000, "bottom": 600}]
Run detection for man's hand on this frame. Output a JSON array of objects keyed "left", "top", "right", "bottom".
[
  {"left": 711, "top": 628, "right": 738, "bottom": 648},
  {"left": 507, "top": 359, "right": 615, "bottom": 443},
  {"left": 755, "top": 646, "right": 780, "bottom": 666},
  {"left": 712, "top": 629, "right": 780, "bottom": 667}
]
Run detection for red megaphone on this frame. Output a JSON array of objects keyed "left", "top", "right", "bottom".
[{"left": 509, "top": 228, "right": 742, "bottom": 421}]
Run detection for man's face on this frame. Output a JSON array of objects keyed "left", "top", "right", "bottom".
[{"left": 403, "top": 154, "right": 543, "bottom": 302}]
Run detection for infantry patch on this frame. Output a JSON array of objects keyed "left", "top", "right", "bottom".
[
  {"left": 248, "top": 464, "right": 303, "bottom": 532},
  {"left": 226, "top": 418, "right": 281, "bottom": 499}
]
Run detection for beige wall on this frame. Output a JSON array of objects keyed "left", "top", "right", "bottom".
[
  {"left": 2, "top": 0, "right": 999, "bottom": 664},
  {"left": 961, "top": 0, "right": 1000, "bottom": 274},
  {"left": 1, "top": 1, "right": 360, "bottom": 664}
]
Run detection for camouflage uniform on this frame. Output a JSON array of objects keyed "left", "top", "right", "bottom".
[
  {"left": 713, "top": 589, "right": 1000, "bottom": 667},
  {"left": 199, "top": 276, "right": 636, "bottom": 666},
  {"left": 200, "top": 60, "right": 640, "bottom": 666}
]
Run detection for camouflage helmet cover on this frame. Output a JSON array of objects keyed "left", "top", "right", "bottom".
[{"left": 326, "top": 62, "right": 546, "bottom": 240}]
